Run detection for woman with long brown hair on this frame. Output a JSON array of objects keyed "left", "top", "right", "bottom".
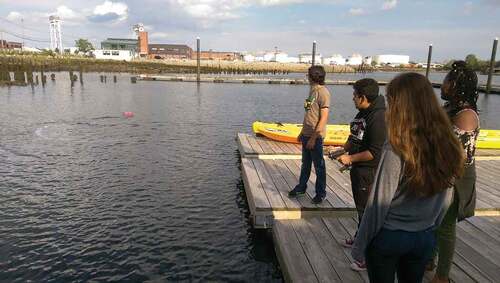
[{"left": 351, "top": 72, "right": 464, "bottom": 282}]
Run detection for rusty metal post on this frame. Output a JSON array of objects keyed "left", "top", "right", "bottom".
[
  {"left": 196, "top": 37, "right": 201, "bottom": 83},
  {"left": 425, "top": 44, "right": 433, "bottom": 78},
  {"left": 312, "top": 41, "right": 317, "bottom": 66},
  {"left": 486, "top": 37, "right": 498, "bottom": 94}
]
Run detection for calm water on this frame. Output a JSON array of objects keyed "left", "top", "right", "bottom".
[{"left": 1, "top": 72, "right": 499, "bottom": 282}]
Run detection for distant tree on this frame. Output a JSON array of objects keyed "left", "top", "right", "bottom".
[
  {"left": 465, "top": 54, "right": 480, "bottom": 70},
  {"left": 75, "top": 38, "right": 94, "bottom": 54}
]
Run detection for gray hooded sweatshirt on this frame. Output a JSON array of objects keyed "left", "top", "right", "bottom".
[{"left": 351, "top": 142, "right": 453, "bottom": 262}]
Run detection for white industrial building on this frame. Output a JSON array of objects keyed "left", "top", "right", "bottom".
[
  {"left": 323, "top": 54, "right": 346, "bottom": 65},
  {"left": 363, "top": 56, "right": 373, "bottom": 65},
  {"left": 346, "top": 54, "right": 363, "bottom": 66},
  {"left": 285, "top": 57, "right": 300, "bottom": 63},
  {"left": 372, "top": 54, "right": 410, "bottom": 66},
  {"left": 93, "top": 49, "right": 135, "bottom": 61},
  {"left": 299, "top": 53, "right": 322, "bottom": 64},
  {"left": 243, "top": 54, "right": 256, "bottom": 62}
]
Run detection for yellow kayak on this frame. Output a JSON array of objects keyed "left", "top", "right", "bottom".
[
  {"left": 252, "top": 121, "right": 350, "bottom": 146},
  {"left": 252, "top": 121, "right": 500, "bottom": 149}
]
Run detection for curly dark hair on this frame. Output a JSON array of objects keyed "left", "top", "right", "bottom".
[
  {"left": 444, "top": 60, "right": 478, "bottom": 113},
  {"left": 308, "top": 65, "right": 326, "bottom": 85}
]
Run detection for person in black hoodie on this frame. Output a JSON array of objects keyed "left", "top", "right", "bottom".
[{"left": 337, "top": 78, "right": 386, "bottom": 266}]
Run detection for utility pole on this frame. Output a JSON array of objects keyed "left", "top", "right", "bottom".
[
  {"left": 486, "top": 37, "right": 498, "bottom": 94},
  {"left": 425, "top": 44, "right": 433, "bottom": 78},
  {"left": 21, "top": 18, "right": 25, "bottom": 50},
  {"left": 312, "top": 41, "right": 317, "bottom": 66}
]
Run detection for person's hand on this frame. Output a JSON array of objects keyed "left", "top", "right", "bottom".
[
  {"left": 306, "top": 136, "right": 316, "bottom": 150},
  {"left": 337, "top": 154, "right": 353, "bottom": 166}
]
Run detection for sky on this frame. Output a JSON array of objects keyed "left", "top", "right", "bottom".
[{"left": 0, "top": 0, "right": 499, "bottom": 61}]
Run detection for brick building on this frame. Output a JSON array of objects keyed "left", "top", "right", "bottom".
[
  {"left": 0, "top": 40, "right": 22, "bottom": 49},
  {"left": 148, "top": 44, "right": 192, "bottom": 59}
]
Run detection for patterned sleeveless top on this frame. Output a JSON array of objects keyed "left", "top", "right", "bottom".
[{"left": 452, "top": 109, "right": 480, "bottom": 165}]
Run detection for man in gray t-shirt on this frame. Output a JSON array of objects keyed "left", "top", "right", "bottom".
[{"left": 288, "top": 66, "right": 330, "bottom": 204}]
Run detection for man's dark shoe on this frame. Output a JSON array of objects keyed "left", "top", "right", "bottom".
[
  {"left": 288, "top": 188, "right": 306, "bottom": 197},
  {"left": 312, "top": 195, "right": 325, "bottom": 204}
]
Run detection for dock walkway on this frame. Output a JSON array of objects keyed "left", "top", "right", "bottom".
[
  {"left": 273, "top": 216, "right": 500, "bottom": 283},
  {"left": 238, "top": 134, "right": 500, "bottom": 228},
  {"left": 238, "top": 133, "right": 500, "bottom": 282}
]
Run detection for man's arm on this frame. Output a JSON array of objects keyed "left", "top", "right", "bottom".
[
  {"left": 306, "top": 108, "right": 329, "bottom": 149},
  {"left": 338, "top": 150, "right": 373, "bottom": 166}
]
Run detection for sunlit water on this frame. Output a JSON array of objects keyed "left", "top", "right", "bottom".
[{"left": 1, "top": 72, "right": 499, "bottom": 282}]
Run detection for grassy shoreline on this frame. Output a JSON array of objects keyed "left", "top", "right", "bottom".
[{"left": 0, "top": 53, "right": 375, "bottom": 75}]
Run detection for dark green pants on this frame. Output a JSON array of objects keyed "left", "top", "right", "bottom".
[
  {"left": 435, "top": 163, "right": 476, "bottom": 278},
  {"left": 435, "top": 193, "right": 458, "bottom": 278}
]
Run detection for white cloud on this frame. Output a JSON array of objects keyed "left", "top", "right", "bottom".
[
  {"left": 150, "top": 32, "right": 170, "bottom": 39},
  {"left": 349, "top": 8, "right": 365, "bottom": 16},
  {"left": 382, "top": 0, "right": 398, "bottom": 10},
  {"left": 171, "top": 0, "right": 322, "bottom": 24},
  {"left": 6, "top": 11, "right": 23, "bottom": 21},
  {"left": 91, "top": 1, "right": 128, "bottom": 22},
  {"left": 55, "top": 5, "right": 83, "bottom": 20}
]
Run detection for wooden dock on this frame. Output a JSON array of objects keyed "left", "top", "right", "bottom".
[
  {"left": 137, "top": 75, "right": 500, "bottom": 94},
  {"left": 273, "top": 216, "right": 500, "bottom": 283},
  {"left": 238, "top": 133, "right": 500, "bottom": 228},
  {"left": 238, "top": 133, "right": 500, "bottom": 282}
]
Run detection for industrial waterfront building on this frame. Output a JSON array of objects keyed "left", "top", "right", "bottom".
[
  {"left": 0, "top": 40, "right": 22, "bottom": 50},
  {"left": 93, "top": 49, "right": 135, "bottom": 61},
  {"left": 148, "top": 44, "right": 193, "bottom": 59},
  {"left": 372, "top": 54, "right": 410, "bottom": 66},
  {"left": 101, "top": 38, "right": 138, "bottom": 53}
]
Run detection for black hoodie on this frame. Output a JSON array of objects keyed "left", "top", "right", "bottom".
[{"left": 347, "top": 95, "right": 387, "bottom": 169}]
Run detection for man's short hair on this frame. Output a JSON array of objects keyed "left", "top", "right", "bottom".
[
  {"left": 353, "top": 78, "right": 379, "bottom": 102},
  {"left": 308, "top": 65, "right": 326, "bottom": 85}
]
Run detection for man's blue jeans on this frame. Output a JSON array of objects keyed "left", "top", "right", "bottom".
[
  {"left": 295, "top": 135, "right": 326, "bottom": 198},
  {"left": 366, "top": 228, "right": 436, "bottom": 283}
]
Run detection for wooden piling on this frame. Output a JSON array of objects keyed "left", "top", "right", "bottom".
[
  {"left": 425, "top": 44, "right": 433, "bottom": 78},
  {"left": 79, "top": 66, "right": 84, "bottom": 85},
  {"left": 196, "top": 37, "right": 201, "bottom": 83},
  {"left": 486, "top": 38, "right": 498, "bottom": 94},
  {"left": 113, "top": 75, "right": 117, "bottom": 83},
  {"left": 312, "top": 41, "right": 317, "bottom": 66}
]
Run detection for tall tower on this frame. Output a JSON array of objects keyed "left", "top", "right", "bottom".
[
  {"left": 49, "top": 15, "right": 63, "bottom": 53},
  {"left": 133, "top": 23, "right": 148, "bottom": 57}
]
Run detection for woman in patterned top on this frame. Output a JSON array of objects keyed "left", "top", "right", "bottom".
[{"left": 431, "top": 60, "right": 480, "bottom": 283}]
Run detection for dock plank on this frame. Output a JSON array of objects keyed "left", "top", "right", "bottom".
[
  {"left": 291, "top": 220, "right": 343, "bottom": 282},
  {"left": 253, "top": 159, "right": 287, "bottom": 209},
  {"left": 237, "top": 133, "right": 253, "bottom": 156},
  {"left": 241, "top": 158, "right": 271, "bottom": 210},
  {"left": 264, "top": 159, "right": 302, "bottom": 210},
  {"left": 306, "top": 218, "right": 365, "bottom": 282},
  {"left": 273, "top": 221, "right": 319, "bottom": 283}
]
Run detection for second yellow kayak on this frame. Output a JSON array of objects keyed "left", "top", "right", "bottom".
[{"left": 252, "top": 121, "right": 500, "bottom": 149}]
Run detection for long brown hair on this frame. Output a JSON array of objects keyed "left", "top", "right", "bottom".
[{"left": 386, "top": 73, "right": 464, "bottom": 196}]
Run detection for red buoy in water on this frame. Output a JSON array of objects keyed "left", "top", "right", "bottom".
[{"left": 122, "top": 111, "right": 134, "bottom": 118}]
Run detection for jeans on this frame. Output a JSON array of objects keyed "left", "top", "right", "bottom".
[
  {"left": 295, "top": 135, "right": 326, "bottom": 198},
  {"left": 366, "top": 228, "right": 436, "bottom": 283}
]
